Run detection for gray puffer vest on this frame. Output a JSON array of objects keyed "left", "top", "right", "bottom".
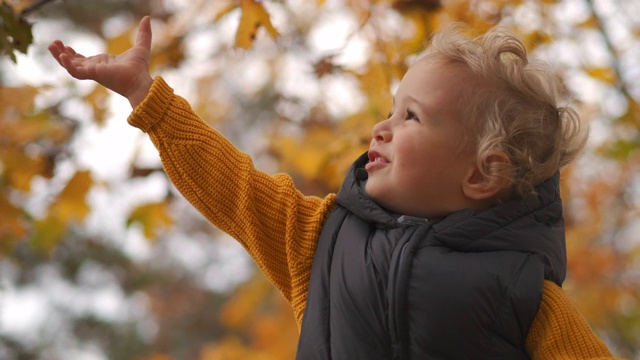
[{"left": 296, "top": 152, "right": 566, "bottom": 360}]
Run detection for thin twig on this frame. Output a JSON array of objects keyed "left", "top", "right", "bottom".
[{"left": 584, "top": 0, "right": 633, "bottom": 100}]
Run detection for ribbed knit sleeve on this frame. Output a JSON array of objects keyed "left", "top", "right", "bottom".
[
  {"left": 128, "top": 77, "right": 336, "bottom": 326},
  {"left": 526, "top": 280, "right": 616, "bottom": 359}
]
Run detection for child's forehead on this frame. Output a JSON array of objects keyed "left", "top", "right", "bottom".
[
  {"left": 402, "top": 57, "right": 474, "bottom": 93},
  {"left": 409, "top": 54, "right": 467, "bottom": 75}
]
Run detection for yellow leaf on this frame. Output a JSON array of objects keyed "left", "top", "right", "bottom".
[
  {"left": 106, "top": 27, "right": 134, "bottom": 55},
  {"left": 353, "top": 62, "right": 394, "bottom": 116},
  {"left": 235, "top": 0, "right": 279, "bottom": 49},
  {"left": 219, "top": 277, "right": 271, "bottom": 329},
  {"left": 85, "top": 86, "right": 110, "bottom": 125},
  {"left": 401, "top": 8, "right": 440, "bottom": 53},
  {"left": 0, "top": 148, "right": 47, "bottom": 191},
  {"left": 0, "top": 109, "right": 70, "bottom": 149},
  {"left": 127, "top": 201, "right": 173, "bottom": 240},
  {"left": 154, "top": 39, "right": 185, "bottom": 71},
  {"left": 0, "top": 85, "right": 38, "bottom": 117},
  {"left": 585, "top": 67, "right": 617, "bottom": 85},
  {"left": 49, "top": 170, "right": 93, "bottom": 223},
  {"left": 578, "top": 16, "right": 598, "bottom": 28},
  {"left": 211, "top": 0, "right": 239, "bottom": 22}
]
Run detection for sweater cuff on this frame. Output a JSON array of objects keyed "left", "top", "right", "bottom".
[{"left": 127, "top": 76, "right": 175, "bottom": 132}]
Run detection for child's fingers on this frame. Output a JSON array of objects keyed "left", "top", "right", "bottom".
[
  {"left": 135, "top": 16, "right": 152, "bottom": 52},
  {"left": 48, "top": 41, "right": 67, "bottom": 65},
  {"left": 58, "top": 53, "right": 91, "bottom": 79},
  {"left": 47, "top": 40, "right": 63, "bottom": 56},
  {"left": 65, "top": 46, "right": 78, "bottom": 55}
]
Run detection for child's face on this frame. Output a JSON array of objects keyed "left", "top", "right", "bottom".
[{"left": 364, "top": 57, "right": 477, "bottom": 218}]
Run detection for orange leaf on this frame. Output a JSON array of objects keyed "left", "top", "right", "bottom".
[
  {"left": 0, "top": 193, "right": 28, "bottom": 242},
  {"left": 235, "top": 0, "right": 279, "bottom": 49}
]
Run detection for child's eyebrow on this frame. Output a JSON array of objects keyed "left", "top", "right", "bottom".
[
  {"left": 391, "top": 94, "right": 438, "bottom": 121},
  {"left": 406, "top": 94, "right": 436, "bottom": 119}
]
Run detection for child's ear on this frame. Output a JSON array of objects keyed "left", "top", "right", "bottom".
[{"left": 462, "top": 152, "right": 512, "bottom": 201}]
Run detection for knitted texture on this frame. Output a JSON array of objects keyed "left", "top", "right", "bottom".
[
  {"left": 526, "top": 281, "right": 615, "bottom": 359},
  {"left": 129, "top": 77, "right": 615, "bottom": 358},
  {"left": 128, "top": 77, "right": 336, "bottom": 326}
]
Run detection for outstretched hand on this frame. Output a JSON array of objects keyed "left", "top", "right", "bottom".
[{"left": 49, "top": 16, "right": 154, "bottom": 108}]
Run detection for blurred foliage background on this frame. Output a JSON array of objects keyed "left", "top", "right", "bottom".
[{"left": 1, "top": 0, "right": 639, "bottom": 359}]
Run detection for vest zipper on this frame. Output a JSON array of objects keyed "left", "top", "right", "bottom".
[{"left": 387, "top": 223, "right": 433, "bottom": 360}]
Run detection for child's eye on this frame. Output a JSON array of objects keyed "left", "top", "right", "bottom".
[
  {"left": 406, "top": 109, "right": 420, "bottom": 121},
  {"left": 387, "top": 111, "right": 393, "bottom": 119}
]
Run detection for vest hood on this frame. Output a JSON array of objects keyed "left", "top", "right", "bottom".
[{"left": 336, "top": 151, "right": 567, "bottom": 285}]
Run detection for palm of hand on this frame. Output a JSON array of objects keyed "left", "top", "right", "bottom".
[
  {"left": 49, "top": 42, "right": 149, "bottom": 98},
  {"left": 49, "top": 16, "right": 153, "bottom": 104}
]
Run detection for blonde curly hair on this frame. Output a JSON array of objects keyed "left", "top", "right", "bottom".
[{"left": 420, "top": 24, "right": 588, "bottom": 198}]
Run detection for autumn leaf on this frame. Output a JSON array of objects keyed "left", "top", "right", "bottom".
[
  {"left": 313, "top": 55, "right": 343, "bottom": 78},
  {"left": 49, "top": 170, "right": 93, "bottom": 223},
  {"left": 219, "top": 276, "right": 272, "bottom": 329},
  {"left": 29, "top": 169, "right": 92, "bottom": 252},
  {"left": 274, "top": 135, "right": 330, "bottom": 181},
  {"left": 352, "top": 61, "right": 394, "bottom": 117},
  {"left": 31, "top": 215, "right": 66, "bottom": 253},
  {"left": 0, "top": 1, "right": 33, "bottom": 62},
  {"left": 127, "top": 200, "right": 173, "bottom": 240},
  {"left": 604, "top": 137, "right": 640, "bottom": 161},
  {"left": 211, "top": 0, "right": 239, "bottom": 23},
  {"left": 0, "top": 193, "right": 28, "bottom": 242},
  {"left": 0, "top": 84, "right": 38, "bottom": 114},
  {"left": 392, "top": 0, "right": 441, "bottom": 12},
  {"left": 106, "top": 26, "right": 134, "bottom": 54},
  {"left": 235, "top": 0, "right": 278, "bottom": 49},
  {"left": 85, "top": 86, "right": 110, "bottom": 125},
  {"left": 0, "top": 148, "right": 47, "bottom": 191},
  {"left": 586, "top": 67, "right": 617, "bottom": 85},
  {"left": 149, "top": 36, "right": 185, "bottom": 71}
]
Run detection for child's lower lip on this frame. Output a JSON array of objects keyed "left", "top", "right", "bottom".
[{"left": 365, "top": 160, "right": 387, "bottom": 171}]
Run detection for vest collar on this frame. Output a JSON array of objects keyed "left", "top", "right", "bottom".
[{"left": 336, "top": 151, "right": 567, "bottom": 285}]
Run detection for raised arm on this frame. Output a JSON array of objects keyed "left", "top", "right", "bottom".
[{"left": 48, "top": 16, "right": 153, "bottom": 108}]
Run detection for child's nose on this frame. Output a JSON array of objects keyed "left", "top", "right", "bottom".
[{"left": 372, "top": 119, "right": 392, "bottom": 143}]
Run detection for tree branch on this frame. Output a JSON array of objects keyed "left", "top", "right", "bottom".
[
  {"left": 19, "top": 0, "right": 57, "bottom": 17},
  {"left": 584, "top": 0, "right": 633, "bottom": 100}
]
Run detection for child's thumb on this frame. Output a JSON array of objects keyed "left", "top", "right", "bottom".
[{"left": 136, "top": 16, "right": 152, "bottom": 51}]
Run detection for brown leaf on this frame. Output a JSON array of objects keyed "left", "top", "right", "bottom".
[
  {"left": 313, "top": 56, "right": 343, "bottom": 78},
  {"left": 392, "top": 0, "right": 441, "bottom": 12}
]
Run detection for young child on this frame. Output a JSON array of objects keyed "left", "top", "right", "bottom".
[{"left": 49, "top": 16, "right": 616, "bottom": 359}]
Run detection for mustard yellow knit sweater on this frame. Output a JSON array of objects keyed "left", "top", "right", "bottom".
[{"left": 129, "top": 77, "right": 615, "bottom": 359}]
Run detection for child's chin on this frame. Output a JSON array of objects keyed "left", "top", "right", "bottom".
[{"left": 363, "top": 182, "right": 385, "bottom": 204}]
